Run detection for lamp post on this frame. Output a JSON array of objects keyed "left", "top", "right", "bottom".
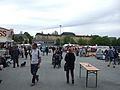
[{"left": 59, "top": 25, "right": 62, "bottom": 46}]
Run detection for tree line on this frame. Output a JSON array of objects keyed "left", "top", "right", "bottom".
[{"left": 56, "top": 35, "right": 120, "bottom": 46}]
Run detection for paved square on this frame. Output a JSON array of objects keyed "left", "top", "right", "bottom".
[{"left": 0, "top": 53, "right": 120, "bottom": 90}]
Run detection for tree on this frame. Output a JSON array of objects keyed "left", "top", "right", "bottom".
[
  {"left": 24, "top": 32, "right": 33, "bottom": 44},
  {"left": 63, "top": 36, "right": 71, "bottom": 44},
  {"left": 89, "top": 35, "right": 100, "bottom": 45},
  {"left": 55, "top": 38, "right": 60, "bottom": 45},
  {"left": 89, "top": 35, "right": 111, "bottom": 46},
  {"left": 117, "top": 38, "right": 120, "bottom": 46},
  {"left": 13, "top": 35, "right": 19, "bottom": 42},
  {"left": 78, "top": 38, "right": 88, "bottom": 45},
  {"left": 102, "top": 36, "right": 110, "bottom": 46},
  {"left": 111, "top": 38, "right": 117, "bottom": 46},
  {"left": 70, "top": 38, "right": 76, "bottom": 44},
  {"left": 63, "top": 36, "right": 76, "bottom": 44}
]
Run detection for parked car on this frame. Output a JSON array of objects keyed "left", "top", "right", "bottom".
[{"left": 96, "top": 49, "right": 106, "bottom": 60}]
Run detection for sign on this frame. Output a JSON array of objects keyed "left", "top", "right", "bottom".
[{"left": 0, "top": 27, "right": 14, "bottom": 42}]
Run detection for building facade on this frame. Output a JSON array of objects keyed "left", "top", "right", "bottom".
[{"left": 33, "top": 32, "right": 92, "bottom": 46}]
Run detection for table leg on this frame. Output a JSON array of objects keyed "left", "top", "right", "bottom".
[
  {"left": 79, "top": 64, "right": 82, "bottom": 78},
  {"left": 86, "top": 70, "right": 88, "bottom": 87},
  {"left": 96, "top": 71, "right": 98, "bottom": 87}
]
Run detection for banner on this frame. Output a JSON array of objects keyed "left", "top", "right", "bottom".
[{"left": 0, "top": 27, "right": 14, "bottom": 42}]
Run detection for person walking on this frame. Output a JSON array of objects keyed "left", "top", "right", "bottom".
[
  {"left": 107, "top": 46, "right": 115, "bottom": 68},
  {"left": 11, "top": 45, "right": 20, "bottom": 68},
  {"left": 64, "top": 48, "right": 75, "bottom": 84},
  {"left": 30, "top": 43, "right": 41, "bottom": 86}
]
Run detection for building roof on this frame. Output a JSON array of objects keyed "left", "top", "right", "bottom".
[
  {"left": 35, "top": 32, "right": 92, "bottom": 37},
  {"left": 61, "top": 32, "right": 76, "bottom": 36},
  {"left": 36, "top": 33, "right": 60, "bottom": 36},
  {"left": 15, "top": 34, "right": 28, "bottom": 38}
]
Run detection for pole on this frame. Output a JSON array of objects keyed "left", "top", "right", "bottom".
[{"left": 59, "top": 25, "right": 62, "bottom": 47}]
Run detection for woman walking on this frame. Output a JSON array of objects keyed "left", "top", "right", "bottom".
[{"left": 64, "top": 48, "right": 75, "bottom": 84}]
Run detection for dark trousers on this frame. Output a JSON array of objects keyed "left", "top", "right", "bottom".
[
  {"left": 25, "top": 54, "right": 28, "bottom": 59},
  {"left": 31, "top": 64, "right": 39, "bottom": 83},
  {"left": 66, "top": 69, "right": 74, "bottom": 82},
  {"left": 22, "top": 53, "right": 24, "bottom": 58},
  {"left": 46, "top": 52, "right": 48, "bottom": 55},
  {"left": 13, "top": 58, "right": 19, "bottom": 68}
]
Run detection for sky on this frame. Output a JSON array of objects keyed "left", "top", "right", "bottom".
[{"left": 0, "top": 0, "right": 120, "bottom": 37}]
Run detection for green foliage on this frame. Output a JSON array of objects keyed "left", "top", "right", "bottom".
[
  {"left": 117, "top": 38, "right": 120, "bottom": 46},
  {"left": 55, "top": 38, "right": 61, "bottom": 45},
  {"left": 63, "top": 36, "right": 71, "bottom": 44},
  {"left": 102, "top": 36, "right": 110, "bottom": 46},
  {"left": 13, "top": 35, "right": 19, "bottom": 42},
  {"left": 24, "top": 32, "right": 33, "bottom": 44},
  {"left": 70, "top": 38, "right": 76, "bottom": 44},
  {"left": 63, "top": 36, "right": 76, "bottom": 44},
  {"left": 111, "top": 38, "right": 117, "bottom": 46},
  {"left": 89, "top": 36, "right": 111, "bottom": 46},
  {"left": 78, "top": 38, "right": 88, "bottom": 45}
]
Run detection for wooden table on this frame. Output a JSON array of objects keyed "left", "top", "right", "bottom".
[{"left": 79, "top": 62, "right": 100, "bottom": 88}]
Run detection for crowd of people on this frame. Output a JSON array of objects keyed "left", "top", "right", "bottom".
[{"left": 0, "top": 44, "right": 120, "bottom": 86}]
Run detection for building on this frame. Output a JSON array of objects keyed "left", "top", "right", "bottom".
[
  {"left": 33, "top": 32, "right": 92, "bottom": 46},
  {"left": 14, "top": 34, "right": 29, "bottom": 44}
]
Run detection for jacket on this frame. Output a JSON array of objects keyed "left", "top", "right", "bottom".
[{"left": 65, "top": 53, "right": 75, "bottom": 69}]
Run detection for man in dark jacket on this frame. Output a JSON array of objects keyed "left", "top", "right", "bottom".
[
  {"left": 65, "top": 48, "right": 75, "bottom": 84},
  {"left": 11, "top": 45, "right": 20, "bottom": 68}
]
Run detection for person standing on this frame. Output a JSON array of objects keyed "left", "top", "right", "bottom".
[
  {"left": 113, "top": 47, "right": 118, "bottom": 65},
  {"left": 107, "top": 46, "right": 115, "bottom": 68},
  {"left": 104, "top": 49, "right": 109, "bottom": 62},
  {"left": 24, "top": 46, "right": 28, "bottom": 59},
  {"left": 20, "top": 46, "right": 24, "bottom": 58},
  {"left": 30, "top": 43, "right": 41, "bottom": 86},
  {"left": 11, "top": 45, "right": 20, "bottom": 68},
  {"left": 52, "top": 46, "right": 55, "bottom": 53},
  {"left": 41, "top": 46, "right": 45, "bottom": 56},
  {"left": 64, "top": 48, "right": 75, "bottom": 84},
  {"left": 45, "top": 47, "right": 49, "bottom": 56}
]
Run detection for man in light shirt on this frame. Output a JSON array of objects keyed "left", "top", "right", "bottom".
[{"left": 30, "top": 43, "right": 41, "bottom": 86}]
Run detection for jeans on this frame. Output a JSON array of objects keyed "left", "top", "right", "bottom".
[
  {"left": 66, "top": 69, "right": 74, "bottom": 82},
  {"left": 31, "top": 64, "right": 39, "bottom": 83},
  {"left": 13, "top": 58, "right": 19, "bottom": 68}
]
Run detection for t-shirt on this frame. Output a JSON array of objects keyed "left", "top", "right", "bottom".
[{"left": 31, "top": 49, "right": 41, "bottom": 64}]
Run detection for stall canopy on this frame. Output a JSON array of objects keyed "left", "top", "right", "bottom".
[{"left": 0, "top": 27, "right": 14, "bottom": 42}]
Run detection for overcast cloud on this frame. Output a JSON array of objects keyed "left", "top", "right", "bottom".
[{"left": 0, "top": 0, "right": 120, "bottom": 37}]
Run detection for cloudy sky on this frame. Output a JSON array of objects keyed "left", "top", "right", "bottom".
[{"left": 0, "top": 0, "right": 120, "bottom": 37}]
